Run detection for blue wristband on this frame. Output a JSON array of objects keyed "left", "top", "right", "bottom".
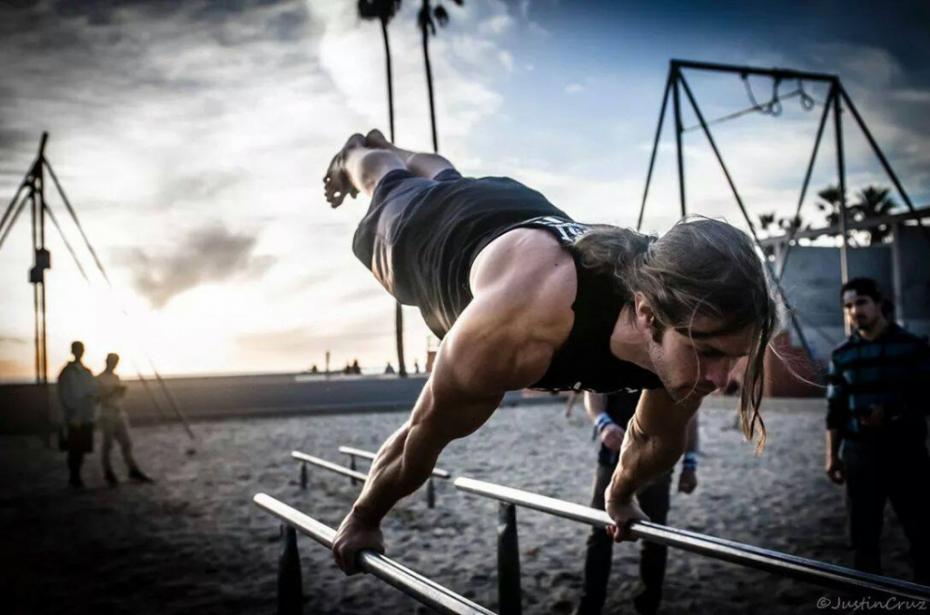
[
  {"left": 594, "top": 412, "right": 614, "bottom": 433},
  {"left": 682, "top": 452, "right": 698, "bottom": 469}
]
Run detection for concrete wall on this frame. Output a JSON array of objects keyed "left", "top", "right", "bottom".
[
  {"left": 778, "top": 231, "right": 930, "bottom": 363},
  {"left": 0, "top": 373, "right": 565, "bottom": 435}
]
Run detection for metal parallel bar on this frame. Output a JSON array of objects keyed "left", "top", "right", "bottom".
[
  {"left": 253, "top": 494, "right": 495, "bottom": 615},
  {"left": 671, "top": 59, "right": 838, "bottom": 83},
  {"left": 672, "top": 68, "right": 686, "bottom": 217},
  {"left": 292, "top": 451, "right": 369, "bottom": 482},
  {"left": 777, "top": 88, "right": 835, "bottom": 281},
  {"left": 832, "top": 86, "right": 850, "bottom": 285},
  {"left": 837, "top": 85, "right": 930, "bottom": 247},
  {"left": 338, "top": 446, "right": 451, "bottom": 479},
  {"left": 454, "top": 477, "right": 930, "bottom": 602},
  {"left": 677, "top": 72, "right": 816, "bottom": 363},
  {"left": 637, "top": 70, "right": 673, "bottom": 231}
]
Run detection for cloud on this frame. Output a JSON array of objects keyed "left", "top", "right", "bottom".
[
  {"left": 565, "top": 83, "right": 584, "bottom": 94},
  {"left": 479, "top": 14, "right": 514, "bottom": 36},
  {"left": 0, "top": 335, "right": 29, "bottom": 345},
  {"left": 121, "top": 223, "right": 274, "bottom": 308}
]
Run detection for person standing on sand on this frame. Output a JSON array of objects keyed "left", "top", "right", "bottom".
[
  {"left": 825, "top": 277, "right": 930, "bottom": 583},
  {"left": 323, "top": 129, "right": 777, "bottom": 574},
  {"left": 97, "top": 353, "right": 153, "bottom": 486},
  {"left": 575, "top": 390, "right": 699, "bottom": 615},
  {"left": 57, "top": 341, "right": 98, "bottom": 488}
]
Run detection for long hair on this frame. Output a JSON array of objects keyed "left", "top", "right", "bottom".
[{"left": 571, "top": 217, "right": 778, "bottom": 453}]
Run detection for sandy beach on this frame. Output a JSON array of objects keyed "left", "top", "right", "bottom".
[{"left": 0, "top": 397, "right": 922, "bottom": 614}]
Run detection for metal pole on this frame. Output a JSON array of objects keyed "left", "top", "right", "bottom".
[
  {"left": 497, "top": 502, "right": 522, "bottom": 615},
  {"left": 32, "top": 267, "right": 40, "bottom": 385},
  {"left": 672, "top": 68, "right": 686, "bottom": 217},
  {"left": 677, "top": 73, "right": 816, "bottom": 363},
  {"left": 837, "top": 85, "right": 930, "bottom": 247},
  {"left": 426, "top": 476, "right": 436, "bottom": 509},
  {"left": 349, "top": 454, "right": 359, "bottom": 486},
  {"left": 30, "top": 188, "right": 41, "bottom": 385},
  {"left": 0, "top": 181, "right": 28, "bottom": 247},
  {"left": 0, "top": 192, "right": 29, "bottom": 251},
  {"left": 671, "top": 59, "right": 838, "bottom": 83},
  {"left": 299, "top": 462, "right": 308, "bottom": 490},
  {"left": 777, "top": 87, "right": 835, "bottom": 281},
  {"left": 35, "top": 140, "right": 49, "bottom": 385},
  {"left": 637, "top": 71, "right": 673, "bottom": 231},
  {"left": 832, "top": 83, "right": 850, "bottom": 286},
  {"left": 277, "top": 525, "right": 303, "bottom": 615}
]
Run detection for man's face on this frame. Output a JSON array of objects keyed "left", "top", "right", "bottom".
[
  {"left": 646, "top": 316, "right": 754, "bottom": 402},
  {"left": 842, "top": 290, "right": 882, "bottom": 333}
]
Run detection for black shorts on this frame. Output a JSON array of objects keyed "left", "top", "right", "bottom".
[{"left": 352, "top": 168, "right": 570, "bottom": 337}]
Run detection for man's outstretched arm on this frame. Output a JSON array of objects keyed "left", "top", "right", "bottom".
[
  {"left": 605, "top": 387, "right": 700, "bottom": 540},
  {"left": 332, "top": 294, "right": 557, "bottom": 573}
]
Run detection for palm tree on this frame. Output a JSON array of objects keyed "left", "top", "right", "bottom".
[
  {"left": 815, "top": 185, "right": 844, "bottom": 229},
  {"left": 758, "top": 212, "right": 777, "bottom": 234},
  {"left": 417, "top": 0, "right": 463, "bottom": 153},
  {"left": 851, "top": 185, "right": 896, "bottom": 245},
  {"left": 359, "top": 0, "right": 408, "bottom": 377}
]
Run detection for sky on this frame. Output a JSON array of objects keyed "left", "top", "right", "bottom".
[{"left": 1, "top": 0, "right": 928, "bottom": 382}]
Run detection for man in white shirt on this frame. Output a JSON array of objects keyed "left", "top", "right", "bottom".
[{"left": 97, "top": 353, "right": 153, "bottom": 486}]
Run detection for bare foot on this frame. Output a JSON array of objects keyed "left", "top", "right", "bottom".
[
  {"left": 323, "top": 133, "right": 364, "bottom": 208},
  {"left": 364, "top": 128, "right": 391, "bottom": 149}
]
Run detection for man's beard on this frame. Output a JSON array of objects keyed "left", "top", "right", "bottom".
[
  {"left": 855, "top": 316, "right": 877, "bottom": 334},
  {"left": 647, "top": 341, "right": 686, "bottom": 402}
]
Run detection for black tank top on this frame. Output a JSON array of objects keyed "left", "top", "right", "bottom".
[
  {"left": 359, "top": 171, "right": 661, "bottom": 393},
  {"left": 510, "top": 216, "right": 663, "bottom": 393}
]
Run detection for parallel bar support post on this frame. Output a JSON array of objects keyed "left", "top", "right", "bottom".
[
  {"left": 277, "top": 525, "right": 303, "bottom": 615},
  {"left": 672, "top": 67, "right": 686, "bottom": 217},
  {"left": 299, "top": 462, "right": 307, "bottom": 490},
  {"left": 349, "top": 455, "right": 359, "bottom": 486},
  {"left": 497, "top": 502, "right": 522, "bottom": 615},
  {"left": 426, "top": 477, "right": 436, "bottom": 509}
]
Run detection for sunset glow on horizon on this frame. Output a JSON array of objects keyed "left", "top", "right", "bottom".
[{"left": 2, "top": 0, "right": 928, "bottom": 382}]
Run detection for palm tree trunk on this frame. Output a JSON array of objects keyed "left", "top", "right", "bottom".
[
  {"left": 381, "top": 18, "right": 396, "bottom": 143},
  {"left": 380, "top": 16, "right": 406, "bottom": 377},
  {"left": 420, "top": 3, "right": 439, "bottom": 153}
]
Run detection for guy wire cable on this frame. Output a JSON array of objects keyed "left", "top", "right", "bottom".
[
  {"left": 43, "top": 157, "right": 196, "bottom": 447},
  {"left": 45, "top": 196, "right": 173, "bottom": 425}
]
